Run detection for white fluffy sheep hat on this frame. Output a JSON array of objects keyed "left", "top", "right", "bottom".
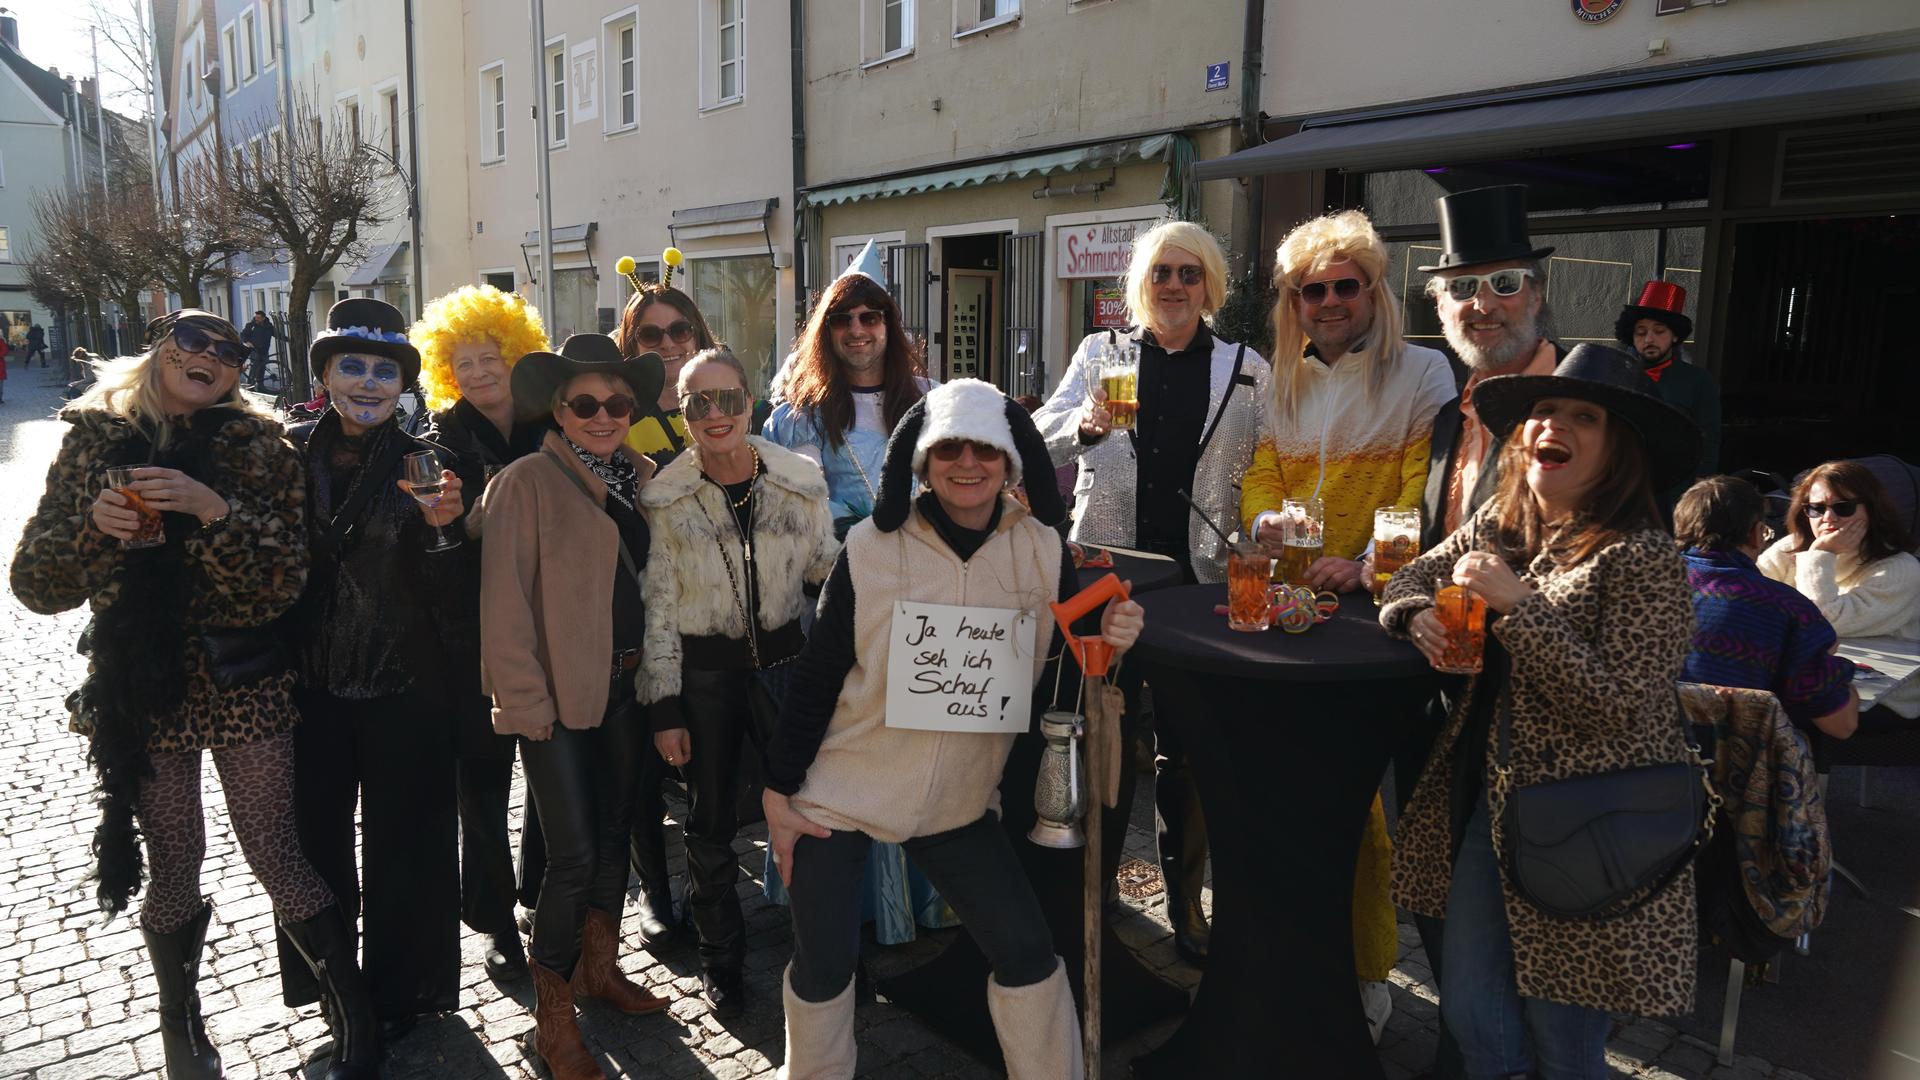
[{"left": 871, "top": 378, "right": 1066, "bottom": 531}]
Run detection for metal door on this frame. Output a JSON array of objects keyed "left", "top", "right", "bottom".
[
  {"left": 1002, "top": 231, "right": 1044, "bottom": 397},
  {"left": 886, "top": 242, "right": 931, "bottom": 360}
]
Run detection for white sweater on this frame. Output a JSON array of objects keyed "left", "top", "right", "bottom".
[{"left": 1758, "top": 538, "right": 1920, "bottom": 718}]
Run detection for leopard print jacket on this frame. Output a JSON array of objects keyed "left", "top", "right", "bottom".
[
  {"left": 11, "top": 406, "right": 309, "bottom": 753},
  {"left": 1380, "top": 501, "right": 1699, "bottom": 1018}
]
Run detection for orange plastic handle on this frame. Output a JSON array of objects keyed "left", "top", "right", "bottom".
[{"left": 1050, "top": 572, "right": 1131, "bottom": 678}]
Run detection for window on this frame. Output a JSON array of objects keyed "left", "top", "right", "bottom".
[
  {"left": 603, "top": 13, "right": 637, "bottom": 132},
  {"left": 482, "top": 271, "right": 516, "bottom": 293},
  {"left": 956, "top": 0, "right": 1018, "bottom": 34},
  {"left": 0, "top": 149, "right": 7, "bottom": 187},
  {"left": 221, "top": 24, "right": 237, "bottom": 91},
  {"left": 239, "top": 9, "right": 258, "bottom": 81},
  {"left": 708, "top": 0, "right": 743, "bottom": 106},
  {"left": 0, "top": 226, "right": 11, "bottom": 262},
  {"left": 550, "top": 268, "right": 597, "bottom": 341},
  {"left": 186, "top": 59, "right": 198, "bottom": 107},
  {"left": 480, "top": 62, "right": 506, "bottom": 162},
  {"left": 686, "top": 255, "right": 778, "bottom": 392},
  {"left": 262, "top": 0, "right": 279, "bottom": 66},
  {"left": 382, "top": 89, "right": 401, "bottom": 162},
  {"left": 342, "top": 98, "right": 361, "bottom": 148},
  {"left": 867, "top": 0, "right": 912, "bottom": 60},
  {"left": 546, "top": 40, "right": 567, "bottom": 147}
]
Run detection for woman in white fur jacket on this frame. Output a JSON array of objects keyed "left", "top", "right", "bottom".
[{"left": 638, "top": 349, "right": 839, "bottom": 1018}]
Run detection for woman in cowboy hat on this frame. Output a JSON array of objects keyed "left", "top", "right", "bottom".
[
  {"left": 1379, "top": 344, "right": 1704, "bottom": 1078},
  {"left": 473, "top": 334, "right": 672, "bottom": 1079},
  {"left": 762, "top": 379, "right": 1144, "bottom": 1079},
  {"left": 274, "top": 297, "right": 472, "bottom": 1055}
]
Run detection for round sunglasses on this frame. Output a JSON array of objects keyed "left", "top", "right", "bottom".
[
  {"left": 634, "top": 320, "right": 696, "bottom": 348},
  {"left": 561, "top": 393, "right": 637, "bottom": 420},
  {"left": 1295, "top": 277, "right": 1366, "bottom": 305},
  {"left": 173, "top": 326, "right": 249, "bottom": 368}
]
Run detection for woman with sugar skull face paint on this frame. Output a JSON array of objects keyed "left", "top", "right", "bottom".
[{"left": 274, "top": 299, "right": 475, "bottom": 1046}]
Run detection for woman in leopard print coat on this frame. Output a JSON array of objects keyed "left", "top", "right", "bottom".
[
  {"left": 1379, "top": 345, "right": 1702, "bottom": 1079},
  {"left": 11, "top": 311, "right": 379, "bottom": 1080}
]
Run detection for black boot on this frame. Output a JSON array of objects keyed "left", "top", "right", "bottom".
[
  {"left": 628, "top": 758, "right": 678, "bottom": 947},
  {"left": 142, "top": 902, "right": 223, "bottom": 1080},
  {"left": 278, "top": 906, "right": 379, "bottom": 1080},
  {"left": 1156, "top": 762, "right": 1211, "bottom": 967},
  {"left": 485, "top": 928, "right": 529, "bottom": 982}
]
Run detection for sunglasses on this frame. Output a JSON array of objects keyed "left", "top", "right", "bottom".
[
  {"left": 1443, "top": 268, "right": 1536, "bottom": 302},
  {"left": 1150, "top": 264, "right": 1205, "bottom": 286},
  {"left": 562, "top": 393, "right": 637, "bottom": 420},
  {"left": 827, "top": 310, "right": 886, "bottom": 331},
  {"left": 928, "top": 439, "right": 1006, "bottom": 463},
  {"left": 173, "top": 326, "right": 249, "bottom": 368},
  {"left": 684, "top": 387, "right": 749, "bottom": 421},
  {"left": 1804, "top": 500, "right": 1859, "bottom": 518},
  {"left": 633, "top": 320, "right": 696, "bottom": 348},
  {"left": 1295, "top": 277, "right": 1366, "bottom": 305}
]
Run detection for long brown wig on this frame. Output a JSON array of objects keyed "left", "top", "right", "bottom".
[
  {"left": 1784, "top": 460, "right": 1913, "bottom": 563},
  {"left": 1491, "top": 405, "right": 1662, "bottom": 568},
  {"left": 615, "top": 284, "right": 719, "bottom": 359},
  {"left": 783, "top": 273, "right": 924, "bottom": 449}
]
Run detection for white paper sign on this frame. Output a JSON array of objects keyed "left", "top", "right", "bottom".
[{"left": 885, "top": 601, "right": 1037, "bottom": 733}]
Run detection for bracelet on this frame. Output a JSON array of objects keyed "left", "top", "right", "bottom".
[{"left": 200, "top": 505, "right": 230, "bottom": 530}]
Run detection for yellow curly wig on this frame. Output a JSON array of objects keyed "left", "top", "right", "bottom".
[{"left": 410, "top": 285, "right": 550, "bottom": 412}]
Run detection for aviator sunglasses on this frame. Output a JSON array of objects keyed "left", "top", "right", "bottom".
[
  {"left": 172, "top": 325, "right": 249, "bottom": 368},
  {"left": 633, "top": 320, "right": 696, "bottom": 348},
  {"left": 827, "top": 309, "right": 886, "bottom": 331},
  {"left": 1805, "top": 500, "right": 1859, "bottom": 518},
  {"left": 561, "top": 393, "right": 637, "bottom": 420},
  {"left": 1443, "top": 267, "right": 1537, "bottom": 302},
  {"left": 1295, "top": 277, "right": 1367, "bottom": 305},
  {"left": 1150, "top": 264, "right": 1205, "bottom": 286},
  {"left": 928, "top": 440, "right": 1006, "bottom": 463},
  {"left": 684, "top": 387, "right": 749, "bottom": 421}
]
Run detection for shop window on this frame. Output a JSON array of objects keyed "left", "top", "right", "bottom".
[
  {"left": 550, "top": 268, "right": 598, "bottom": 342},
  {"left": 687, "top": 255, "right": 777, "bottom": 392}
]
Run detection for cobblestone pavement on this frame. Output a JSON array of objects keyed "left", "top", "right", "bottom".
[{"left": 0, "top": 370, "right": 1844, "bottom": 1079}]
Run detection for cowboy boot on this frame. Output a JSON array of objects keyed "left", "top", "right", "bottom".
[
  {"left": 570, "top": 908, "right": 671, "bottom": 1015},
  {"left": 775, "top": 966, "right": 857, "bottom": 1080},
  {"left": 277, "top": 905, "right": 379, "bottom": 1080},
  {"left": 142, "top": 901, "right": 223, "bottom": 1079},
  {"left": 985, "top": 959, "right": 1085, "bottom": 1080},
  {"left": 530, "top": 962, "right": 604, "bottom": 1080}
]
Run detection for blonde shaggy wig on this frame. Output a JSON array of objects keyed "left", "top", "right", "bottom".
[
  {"left": 1124, "top": 220, "right": 1228, "bottom": 330},
  {"left": 1267, "top": 210, "right": 1405, "bottom": 427},
  {"left": 71, "top": 344, "right": 272, "bottom": 450},
  {"left": 410, "top": 285, "right": 550, "bottom": 412}
]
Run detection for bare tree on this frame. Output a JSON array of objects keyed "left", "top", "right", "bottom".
[
  {"left": 223, "top": 93, "right": 395, "bottom": 399},
  {"left": 78, "top": 0, "right": 156, "bottom": 115},
  {"left": 133, "top": 159, "right": 259, "bottom": 308},
  {"left": 24, "top": 187, "right": 155, "bottom": 354}
]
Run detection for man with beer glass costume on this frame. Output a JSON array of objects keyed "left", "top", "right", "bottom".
[
  {"left": 1032, "top": 220, "right": 1268, "bottom": 967},
  {"left": 1240, "top": 210, "right": 1455, "bottom": 1036}
]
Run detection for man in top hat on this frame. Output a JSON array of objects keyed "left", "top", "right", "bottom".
[{"left": 1616, "top": 280, "right": 1719, "bottom": 483}]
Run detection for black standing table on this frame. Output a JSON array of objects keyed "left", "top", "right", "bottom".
[
  {"left": 1126, "top": 585, "right": 1438, "bottom": 1080},
  {"left": 877, "top": 550, "right": 1189, "bottom": 1068}
]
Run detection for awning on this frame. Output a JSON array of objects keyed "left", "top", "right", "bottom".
[
  {"left": 804, "top": 134, "right": 1174, "bottom": 207},
  {"left": 342, "top": 242, "right": 410, "bottom": 287},
  {"left": 1194, "top": 49, "right": 1920, "bottom": 180},
  {"left": 670, "top": 197, "right": 777, "bottom": 242},
  {"left": 521, "top": 222, "right": 598, "bottom": 255}
]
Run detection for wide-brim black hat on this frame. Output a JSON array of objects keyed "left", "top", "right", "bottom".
[
  {"left": 1471, "top": 343, "right": 1702, "bottom": 490},
  {"left": 1417, "top": 184, "right": 1555, "bottom": 273},
  {"left": 510, "top": 333, "right": 665, "bottom": 421},
  {"left": 310, "top": 297, "right": 422, "bottom": 384}
]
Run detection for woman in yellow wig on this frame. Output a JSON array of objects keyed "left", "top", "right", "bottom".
[{"left": 411, "top": 284, "right": 550, "bottom": 982}]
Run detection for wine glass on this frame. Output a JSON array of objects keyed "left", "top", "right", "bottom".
[{"left": 404, "top": 449, "right": 461, "bottom": 552}]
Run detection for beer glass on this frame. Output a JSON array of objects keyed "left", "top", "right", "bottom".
[
  {"left": 1097, "top": 341, "right": 1139, "bottom": 431},
  {"left": 104, "top": 466, "right": 165, "bottom": 549},
  {"left": 1432, "top": 576, "right": 1487, "bottom": 675},
  {"left": 404, "top": 450, "right": 463, "bottom": 552},
  {"left": 1276, "top": 497, "right": 1324, "bottom": 586},
  {"left": 1370, "top": 506, "right": 1422, "bottom": 605},
  {"left": 1226, "top": 540, "right": 1274, "bottom": 632}
]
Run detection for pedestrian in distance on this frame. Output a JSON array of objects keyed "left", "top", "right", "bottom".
[
  {"left": 638, "top": 348, "right": 838, "bottom": 1017},
  {"left": 242, "top": 311, "right": 282, "bottom": 389},
  {"left": 1381, "top": 343, "right": 1705, "bottom": 1080},
  {"left": 11, "top": 309, "right": 380, "bottom": 1080},
  {"left": 0, "top": 330, "right": 11, "bottom": 403},
  {"left": 410, "top": 283, "right": 553, "bottom": 982},
  {"left": 472, "top": 335, "right": 674, "bottom": 1080}
]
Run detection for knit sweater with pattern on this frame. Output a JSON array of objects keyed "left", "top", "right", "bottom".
[{"left": 1680, "top": 547, "right": 1854, "bottom": 727}]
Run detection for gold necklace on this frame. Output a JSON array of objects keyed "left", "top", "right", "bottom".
[{"left": 707, "top": 444, "right": 761, "bottom": 508}]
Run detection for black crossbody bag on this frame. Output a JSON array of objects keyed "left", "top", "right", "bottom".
[{"left": 1494, "top": 685, "right": 1720, "bottom": 921}]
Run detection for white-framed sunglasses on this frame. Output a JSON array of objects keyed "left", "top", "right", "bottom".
[{"left": 1442, "top": 267, "right": 1537, "bottom": 302}]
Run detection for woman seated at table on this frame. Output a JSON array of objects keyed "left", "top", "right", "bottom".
[
  {"left": 1758, "top": 460, "right": 1920, "bottom": 732},
  {"left": 762, "top": 380, "right": 1143, "bottom": 1079},
  {"left": 1380, "top": 345, "right": 1702, "bottom": 1079},
  {"left": 1674, "top": 475, "right": 1858, "bottom": 739}
]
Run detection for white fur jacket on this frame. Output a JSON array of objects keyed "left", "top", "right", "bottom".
[{"left": 638, "top": 435, "right": 838, "bottom": 704}]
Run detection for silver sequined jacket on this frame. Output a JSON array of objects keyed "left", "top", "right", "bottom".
[{"left": 1032, "top": 330, "right": 1270, "bottom": 583}]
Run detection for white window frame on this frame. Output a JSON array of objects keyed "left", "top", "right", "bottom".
[
  {"left": 863, "top": 0, "right": 914, "bottom": 66},
  {"left": 336, "top": 92, "right": 361, "bottom": 149},
  {"left": 480, "top": 268, "right": 517, "bottom": 293},
  {"left": 375, "top": 79, "right": 402, "bottom": 165},
  {"left": 0, "top": 226, "right": 11, "bottom": 263},
  {"left": 600, "top": 7, "right": 639, "bottom": 135},
  {"left": 0, "top": 149, "right": 7, "bottom": 187},
  {"left": 478, "top": 61, "right": 507, "bottom": 163},
  {"left": 954, "top": 0, "right": 1019, "bottom": 38},
  {"left": 261, "top": 0, "right": 279, "bottom": 68},
  {"left": 220, "top": 22, "right": 237, "bottom": 93},
  {"left": 545, "top": 37, "right": 567, "bottom": 148},
  {"left": 701, "top": 0, "right": 744, "bottom": 112},
  {"left": 238, "top": 8, "right": 258, "bottom": 83}
]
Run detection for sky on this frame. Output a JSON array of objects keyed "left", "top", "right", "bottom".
[{"left": 7, "top": 2, "right": 154, "bottom": 119}]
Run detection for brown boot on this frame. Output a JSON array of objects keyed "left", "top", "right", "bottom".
[
  {"left": 530, "top": 962, "right": 604, "bottom": 1080},
  {"left": 570, "top": 908, "right": 671, "bottom": 1015}
]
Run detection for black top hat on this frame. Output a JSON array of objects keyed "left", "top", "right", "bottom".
[
  {"left": 309, "top": 297, "right": 422, "bottom": 385},
  {"left": 1471, "top": 343, "right": 1702, "bottom": 490},
  {"left": 510, "top": 333, "right": 665, "bottom": 421},
  {"left": 1417, "top": 185, "right": 1556, "bottom": 273}
]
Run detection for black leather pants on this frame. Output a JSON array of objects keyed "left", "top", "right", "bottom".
[
  {"left": 518, "top": 693, "right": 643, "bottom": 977},
  {"left": 678, "top": 668, "right": 758, "bottom": 974}
]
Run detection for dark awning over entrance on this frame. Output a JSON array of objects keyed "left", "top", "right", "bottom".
[{"left": 1195, "top": 49, "right": 1920, "bottom": 180}]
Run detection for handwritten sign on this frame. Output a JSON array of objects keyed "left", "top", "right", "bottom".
[{"left": 885, "top": 601, "right": 1038, "bottom": 733}]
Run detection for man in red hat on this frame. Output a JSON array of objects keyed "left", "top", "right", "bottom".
[{"left": 1616, "top": 280, "right": 1719, "bottom": 482}]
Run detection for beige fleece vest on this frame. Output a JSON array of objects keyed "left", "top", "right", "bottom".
[{"left": 792, "top": 501, "right": 1063, "bottom": 844}]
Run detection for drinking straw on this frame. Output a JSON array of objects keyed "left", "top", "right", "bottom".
[{"left": 1175, "top": 488, "right": 1237, "bottom": 550}]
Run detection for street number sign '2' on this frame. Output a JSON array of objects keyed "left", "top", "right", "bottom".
[
  {"left": 1206, "top": 62, "right": 1230, "bottom": 92},
  {"left": 886, "top": 601, "right": 1038, "bottom": 734}
]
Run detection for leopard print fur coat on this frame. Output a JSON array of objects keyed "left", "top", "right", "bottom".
[
  {"left": 12, "top": 405, "right": 309, "bottom": 753},
  {"left": 1380, "top": 501, "right": 1698, "bottom": 1018}
]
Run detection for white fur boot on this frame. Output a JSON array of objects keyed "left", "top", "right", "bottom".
[
  {"left": 985, "top": 958, "right": 1085, "bottom": 1080},
  {"left": 776, "top": 965, "right": 857, "bottom": 1080}
]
